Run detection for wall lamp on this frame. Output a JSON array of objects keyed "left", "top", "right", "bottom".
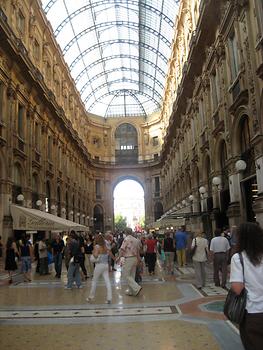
[
  {"left": 36, "top": 199, "right": 42, "bottom": 207},
  {"left": 235, "top": 160, "right": 247, "bottom": 172},
  {"left": 212, "top": 176, "right": 222, "bottom": 190},
  {"left": 199, "top": 186, "right": 206, "bottom": 194},
  {"left": 199, "top": 186, "right": 206, "bottom": 198},
  {"left": 17, "top": 194, "right": 24, "bottom": 202}
]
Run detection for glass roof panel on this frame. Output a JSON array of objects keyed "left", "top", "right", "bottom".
[{"left": 42, "top": 0, "right": 180, "bottom": 117}]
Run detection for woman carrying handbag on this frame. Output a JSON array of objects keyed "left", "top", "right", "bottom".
[
  {"left": 229, "top": 222, "right": 263, "bottom": 350},
  {"left": 191, "top": 231, "right": 208, "bottom": 289}
]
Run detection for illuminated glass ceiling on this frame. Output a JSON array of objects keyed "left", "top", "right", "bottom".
[{"left": 42, "top": 0, "right": 180, "bottom": 117}]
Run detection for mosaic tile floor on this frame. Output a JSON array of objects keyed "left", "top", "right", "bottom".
[{"left": 0, "top": 260, "right": 244, "bottom": 350}]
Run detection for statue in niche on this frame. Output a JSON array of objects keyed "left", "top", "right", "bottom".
[
  {"left": 144, "top": 131, "right": 149, "bottom": 145},
  {"left": 69, "top": 94, "right": 74, "bottom": 110},
  {"left": 29, "top": 9, "right": 36, "bottom": 39},
  {"left": 62, "top": 80, "right": 68, "bottom": 98},
  {"left": 103, "top": 130, "right": 108, "bottom": 146},
  {"left": 43, "top": 41, "right": 49, "bottom": 63}
]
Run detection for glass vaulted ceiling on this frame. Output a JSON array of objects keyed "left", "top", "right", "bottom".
[{"left": 42, "top": 0, "right": 180, "bottom": 118}]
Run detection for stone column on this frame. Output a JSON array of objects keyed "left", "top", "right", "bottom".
[
  {"left": 253, "top": 154, "right": 263, "bottom": 227},
  {"left": 227, "top": 160, "right": 243, "bottom": 226}
]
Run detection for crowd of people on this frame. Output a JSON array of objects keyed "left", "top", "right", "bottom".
[{"left": 1, "top": 222, "right": 262, "bottom": 349}]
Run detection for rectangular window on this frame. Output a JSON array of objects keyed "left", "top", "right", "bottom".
[
  {"left": 48, "top": 135, "right": 52, "bottom": 161},
  {"left": 211, "top": 72, "right": 219, "bottom": 111},
  {"left": 95, "top": 179, "right": 101, "bottom": 198},
  {"left": 152, "top": 136, "right": 158, "bottom": 146},
  {"left": 35, "top": 121, "right": 40, "bottom": 151},
  {"left": 154, "top": 177, "right": 160, "bottom": 197},
  {"left": 199, "top": 99, "right": 205, "bottom": 130},
  {"left": 228, "top": 32, "right": 239, "bottom": 81},
  {"left": 17, "top": 104, "right": 24, "bottom": 138},
  {"left": 58, "top": 145, "right": 62, "bottom": 170}
]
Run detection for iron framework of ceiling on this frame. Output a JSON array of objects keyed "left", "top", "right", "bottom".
[{"left": 42, "top": 0, "right": 180, "bottom": 117}]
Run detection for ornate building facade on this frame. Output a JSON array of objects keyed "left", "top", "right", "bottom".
[{"left": 0, "top": 0, "right": 262, "bottom": 240}]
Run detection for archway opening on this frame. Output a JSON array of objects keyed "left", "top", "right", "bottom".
[{"left": 113, "top": 179, "right": 145, "bottom": 232}]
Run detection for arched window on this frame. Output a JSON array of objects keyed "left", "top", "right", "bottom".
[
  {"left": 115, "top": 123, "right": 138, "bottom": 164},
  {"left": 240, "top": 117, "right": 250, "bottom": 154},
  {"left": 239, "top": 116, "right": 255, "bottom": 176},
  {"left": 154, "top": 202, "right": 163, "bottom": 221},
  {"left": 93, "top": 205, "right": 104, "bottom": 232}
]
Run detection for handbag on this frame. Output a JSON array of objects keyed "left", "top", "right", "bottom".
[
  {"left": 73, "top": 253, "right": 83, "bottom": 264},
  {"left": 223, "top": 253, "right": 247, "bottom": 324},
  {"left": 190, "top": 238, "right": 197, "bottom": 258}
]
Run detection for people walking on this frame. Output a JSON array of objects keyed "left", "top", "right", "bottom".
[
  {"left": 209, "top": 228, "right": 230, "bottom": 288},
  {"left": 87, "top": 234, "right": 114, "bottom": 303},
  {"left": 63, "top": 237, "right": 71, "bottom": 271},
  {"left": 175, "top": 226, "right": 187, "bottom": 267},
  {"left": 191, "top": 231, "right": 208, "bottom": 289},
  {"left": 145, "top": 234, "right": 157, "bottom": 275},
  {"left": 5, "top": 237, "right": 18, "bottom": 284},
  {"left": 84, "top": 234, "right": 94, "bottom": 277},
  {"left": 162, "top": 231, "right": 175, "bottom": 274},
  {"left": 230, "top": 222, "right": 263, "bottom": 350},
  {"left": 19, "top": 235, "right": 33, "bottom": 282},
  {"left": 51, "top": 234, "right": 64, "bottom": 278},
  {"left": 118, "top": 230, "right": 142, "bottom": 296},
  {"left": 38, "top": 236, "right": 49, "bottom": 275},
  {"left": 65, "top": 231, "right": 82, "bottom": 289},
  {"left": 34, "top": 238, "right": 40, "bottom": 273}
]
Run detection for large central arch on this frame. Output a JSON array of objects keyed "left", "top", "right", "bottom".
[{"left": 113, "top": 176, "right": 145, "bottom": 231}]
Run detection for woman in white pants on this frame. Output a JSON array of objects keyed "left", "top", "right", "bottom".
[{"left": 87, "top": 234, "right": 115, "bottom": 304}]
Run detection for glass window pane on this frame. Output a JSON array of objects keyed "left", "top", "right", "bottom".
[{"left": 42, "top": 0, "right": 179, "bottom": 117}]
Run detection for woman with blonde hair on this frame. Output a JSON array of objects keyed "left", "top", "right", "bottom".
[
  {"left": 87, "top": 234, "right": 115, "bottom": 304},
  {"left": 191, "top": 230, "right": 208, "bottom": 289}
]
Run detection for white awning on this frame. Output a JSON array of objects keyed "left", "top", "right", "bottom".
[
  {"left": 10, "top": 205, "right": 89, "bottom": 232},
  {"left": 151, "top": 217, "right": 186, "bottom": 229}
]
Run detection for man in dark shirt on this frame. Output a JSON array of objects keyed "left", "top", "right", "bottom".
[
  {"left": 51, "top": 234, "right": 65, "bottom": 278},
  {"left": 65, "top": 231, "right": 82, "bottom": 289}
]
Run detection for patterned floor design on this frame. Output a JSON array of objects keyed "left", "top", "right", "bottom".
[
  {"left": 0, "top": 260, "right": 244, "bottom": 350},
  {"left": 0, "top": 305, "right": 178, "bottom": 319}
]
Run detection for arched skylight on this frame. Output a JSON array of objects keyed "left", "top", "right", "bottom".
[{"left": 42, "top": 0, "right": 180, "bottom": 117}]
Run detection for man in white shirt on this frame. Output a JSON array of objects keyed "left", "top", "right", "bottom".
[
  {"left": 118, "top": 230, "right": 142, "bottom": 296},
  {"left": 210, "top": 228, "right": 230, "bottom": 288}
]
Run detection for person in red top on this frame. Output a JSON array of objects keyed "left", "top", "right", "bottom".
[{"left": 145, "top": 234, "right": 157, "bottom": 275}]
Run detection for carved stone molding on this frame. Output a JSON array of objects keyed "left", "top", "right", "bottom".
[
  {"left": 6, "top": 83, "right": 17, "bottom": 100},
  {"left": 233, "top": 0, "right": 249, "bottom": 17}
]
